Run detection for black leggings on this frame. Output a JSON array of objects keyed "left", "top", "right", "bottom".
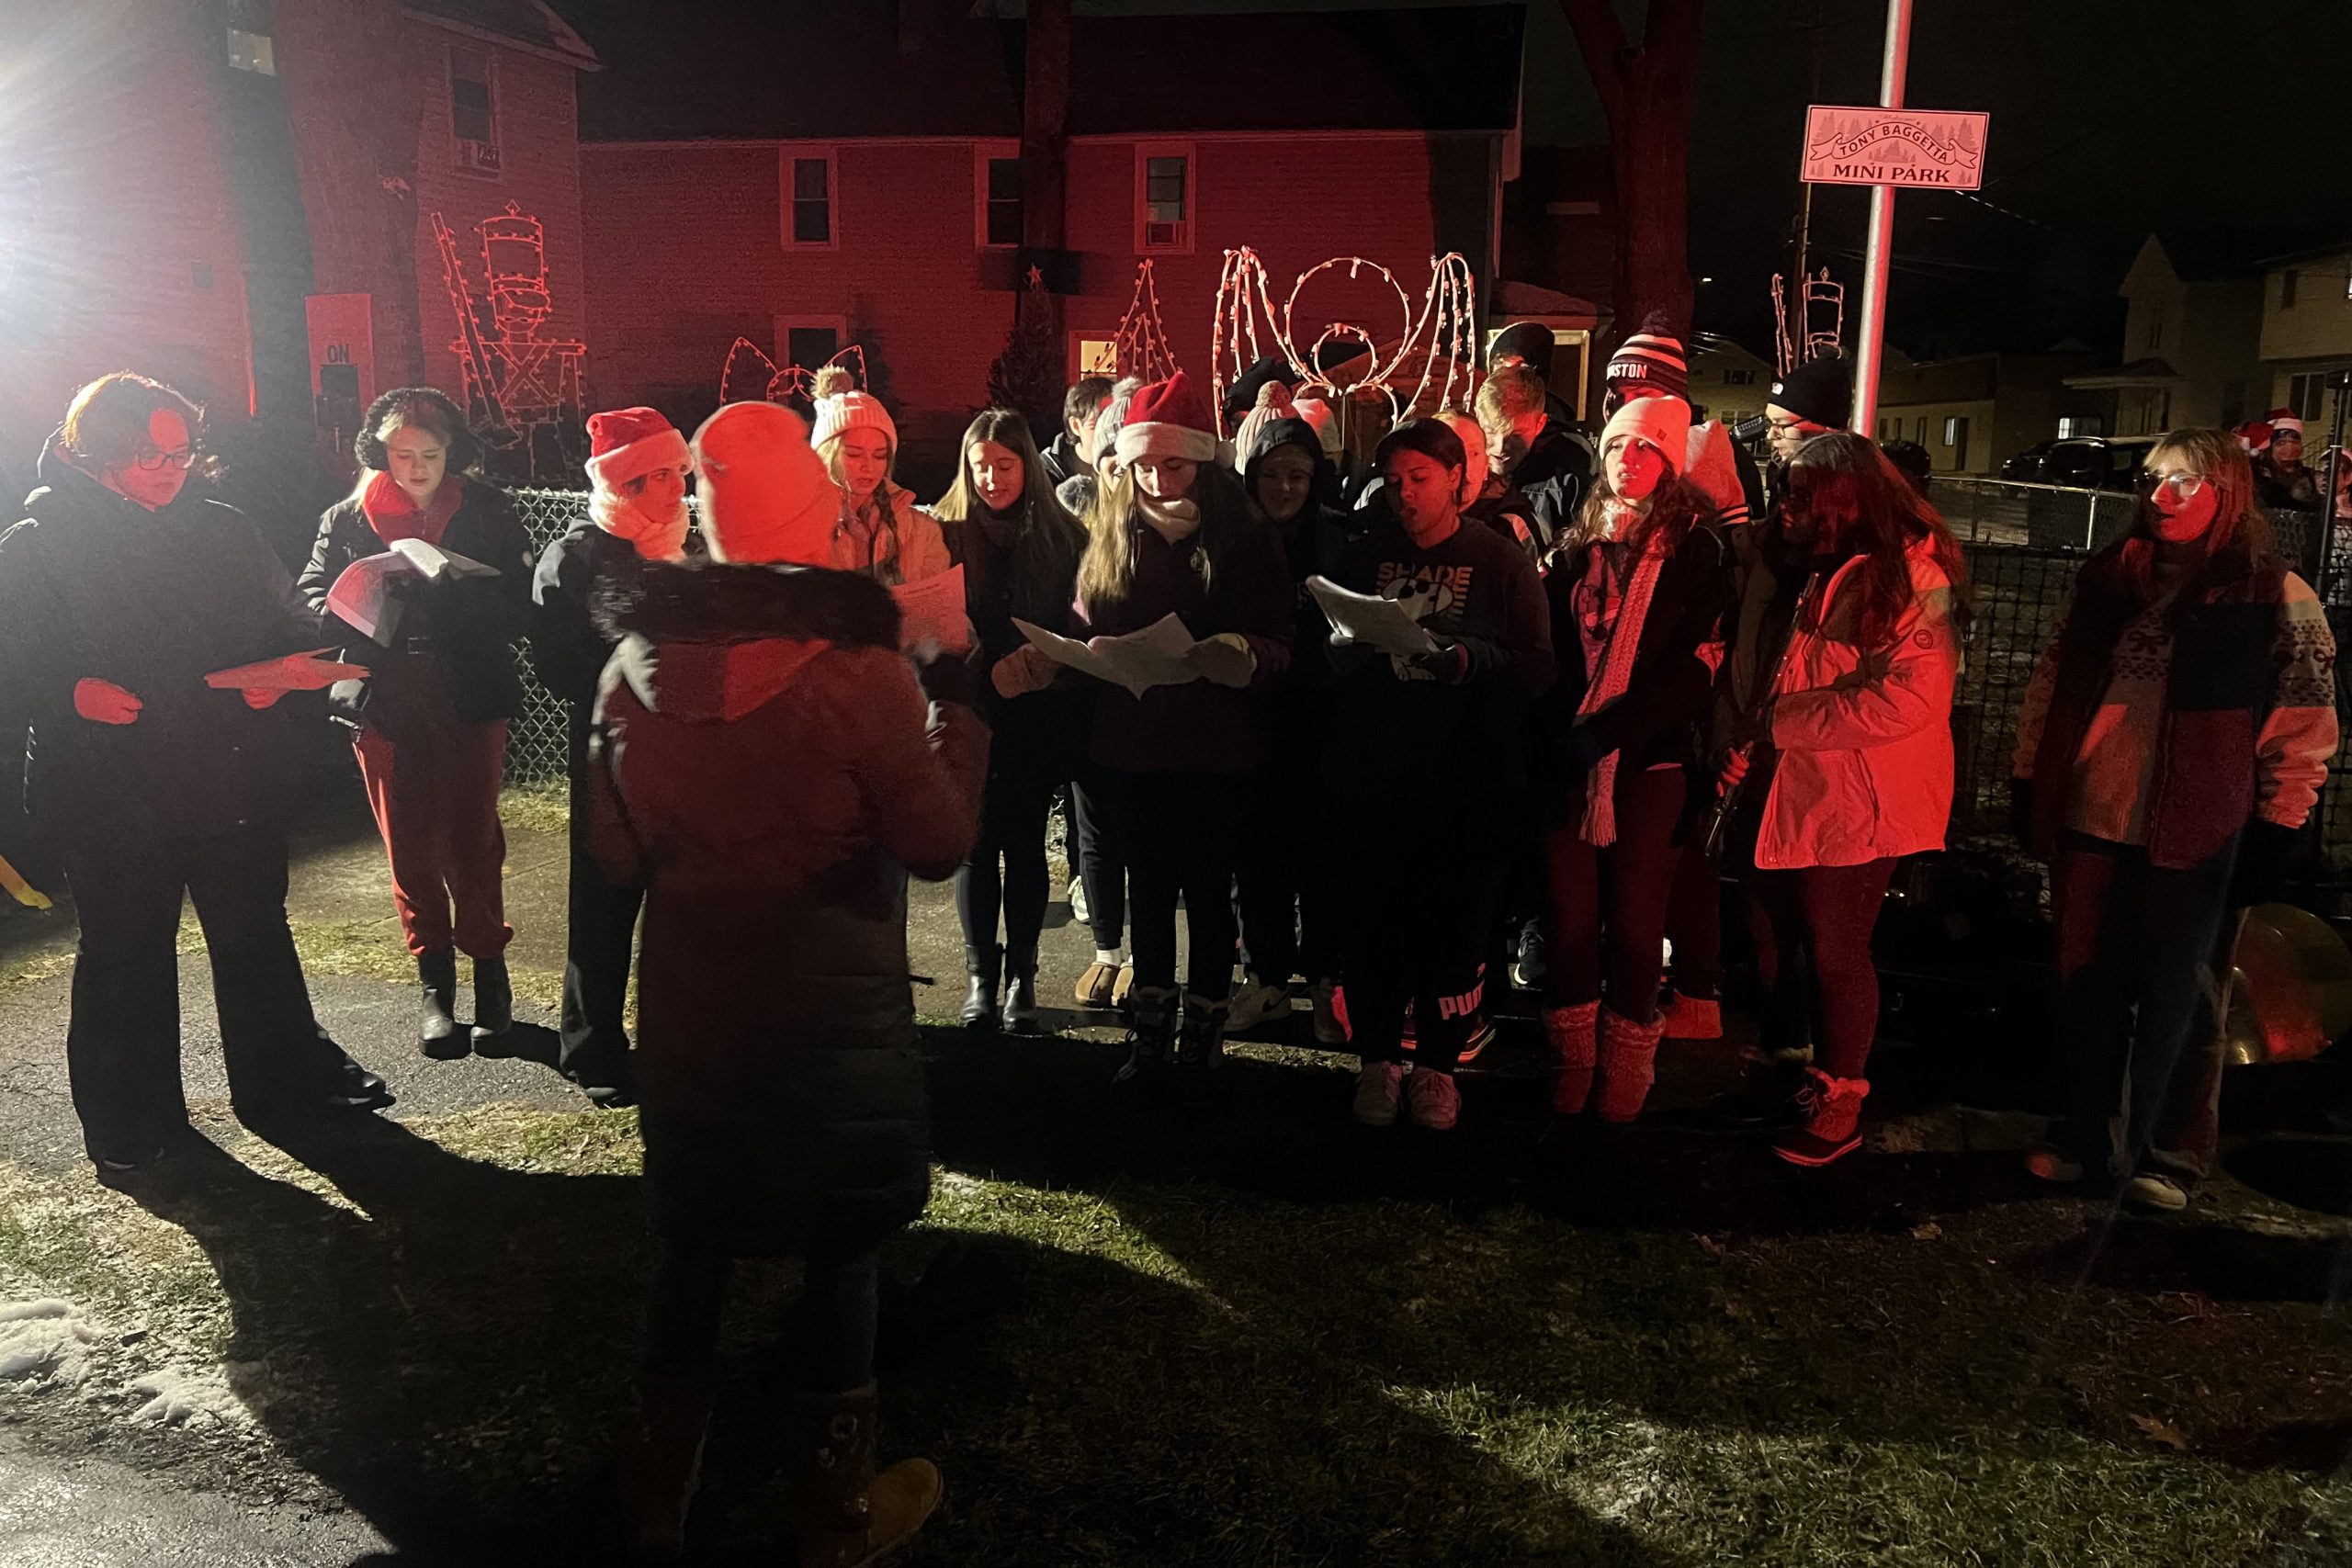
[
  {"left": 1097, "top": 768, "right": 1245, "bottom": 998},
  {"left": 1071, "top": 775, "right": 1126, "bottom": 952},
  {"left": 643, "top": 1240, "right": 878, "bottom": 1391},
  {"left": 954, "top": 766, "right": 1059, "bottom": 964},
  {"left": 1332, "top": 803, "right": 1506, "bottom": 1075}
]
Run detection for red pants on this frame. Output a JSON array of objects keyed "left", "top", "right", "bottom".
[{"left": 355, "top": 716, "right": 513, "bottom": 958}]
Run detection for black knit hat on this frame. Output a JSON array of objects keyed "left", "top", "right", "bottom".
[
  {"left": 1605, "top": 315, "right": 1689, "bottom": 400},
  {"left": 1768, "top": 353, "right": 1852, "bottom": 430},
  {"left": 1488, "top": 321, "right": 1555, "bottom": 382}
]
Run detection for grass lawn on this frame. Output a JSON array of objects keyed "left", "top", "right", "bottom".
[{"left": 0, "top": 1019, "right": 2346, "bottom": 1565}]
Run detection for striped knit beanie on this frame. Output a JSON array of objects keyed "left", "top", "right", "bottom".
[{"left": 1605, "top": 315, "right": 1689, "bottom": 401}]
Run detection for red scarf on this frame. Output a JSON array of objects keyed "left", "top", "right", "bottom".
[{"left": 360, "top": 471, "right": 464, "bottom": 546}]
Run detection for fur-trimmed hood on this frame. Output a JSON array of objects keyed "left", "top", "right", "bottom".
[{"left": 594, "top": 554, "right": 901, "bottom": 724}]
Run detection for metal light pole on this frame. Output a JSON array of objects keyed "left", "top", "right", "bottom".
[{"left": 1849, "top": 0, "right": 1915, "bottom": 435}]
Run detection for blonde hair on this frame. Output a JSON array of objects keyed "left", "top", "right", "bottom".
[{"left": 1476, "top": 366, "right": 1544, "bottom": 427}]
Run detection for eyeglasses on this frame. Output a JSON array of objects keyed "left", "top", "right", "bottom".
[
  {"left": 2142, "top": 470, "right": 2205, "bottom": 499},
  {"left": 132, "top": 446, "right": 196, "bottom": 472},
  {"left": 1766, "top": 417, "right": 1807, "bottom": 435}
]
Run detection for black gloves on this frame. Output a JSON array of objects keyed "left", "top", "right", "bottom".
[
  {"left": 2231, "top": 820, "right": 2298, "bottom": 908},
  {"left": 1406, "top": 640, "right": 1472, "bottom": 685},
  {"left": 915, "top": 648, "right": 980, "bottom": 711}
]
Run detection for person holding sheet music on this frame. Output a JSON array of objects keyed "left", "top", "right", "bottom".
[
  {"left": 0, "top": 373, "right": 391, "bottom": 1171},
  {"left": 1069, "top": 372, "right": 1292, "bottom": 1104},
  {"left": 1320, "top": 419, "right": 1553, "bottom": 1134},
  {"left": 300, "top": 387, "right": 536, "bottom": 1061},
  {"left": 930, "top": 409, "right": 1089, "bottom": 1033}
]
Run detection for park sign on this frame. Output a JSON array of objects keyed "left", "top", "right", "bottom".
[{"left": 1801, "top": 105, "right": 1990, "bottom": 189}]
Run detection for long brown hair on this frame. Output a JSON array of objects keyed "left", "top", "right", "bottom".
[
  {"left": 2114, "top": 428, "right": 2278, "bottom": 599},
  {"left": 1074, "top": 460, "right": 1253, "bottom": 616},
  {"left": 1785, "top": 431, "right": 1971, "bottom": 649},
  {"left": 1553, "top": 470, "right": 1713, "bottom": 565},
  {"left": 933, "top": 408, "right": 1086, "bottom": 623}
]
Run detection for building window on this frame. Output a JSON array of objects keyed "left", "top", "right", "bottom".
[
  {"left": 1945, "top": 416, "right": 1969, "bottom": 468},
  {"left": 1722, "top": 367, "right": 1755, "bottom": 386},
  {"left": 1073, "top": 334, "right": 1118, "bottom": 378},
  {"left": 783, "top": 152, "right": 836, "bottom": 248},
  {"left": 1914, "top": 416, "right": 1928, "bottom": 446},
  {"left": 1136, "top": 144, "right": 1193, "bottom": 254},
  {"left": 2290, "top": 372, "right": 2330, "bottom": 423},
  {"left": 2281, "top": 269, "right": 2300, "bottom": 309},
  {"left": 2056, "top": 415, "right": 2103, "bottom": 440},
  {"left": 778, "top": 320, "right": 843, "bottom": 371},
  {"left": 449, "top": 45, "right": 499, "bottom": 175},
  {"left": 978, "top": 152, "right": 1023, "bottom": 248},
  {"left": 225, "top": 0, "right": 275, "bottom": 73}
]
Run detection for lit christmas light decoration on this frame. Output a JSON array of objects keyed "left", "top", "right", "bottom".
[
  {"left": 1210, "top": 248, "right": 1479, "bottom": 437},
  {"left": 431, "top": 201, "right": 585, "bottom": 480},
  {"left": 1107, "top": 259, "right": 1180, "bottom": 381},
  {"left": 1771, "top": 266, "right": 1846, "bottom": 375},
  {"left": 718, "top": 338, "right": 870, "bottom": 406}
]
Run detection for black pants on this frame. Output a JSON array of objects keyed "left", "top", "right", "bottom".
[
  {"left": 643, "top": 1239, "right": 878, "bottom": 1390},
  {"left": 1663, "top": 834, "right": 1724, "bottom": 1001},
  {"left": 560, "top": 763, "right": 642, "bottom": 1077},
  {"left": 1333, "top": 800, "right": 1506, "bottom": 1075},
  {"left": 1542, "top": 766, "right": 1687, "bottom": 1023},
  {"left": 1234, "top": 745, "right": 1336, "bottom": 987},
  {"left": 1071, "top": 774, "right": 1126, "bottom": 953},
  {"left": 1742, "top": 857, "right": 1898, "bottom": 1078},
  {"left": 1097, "top": 768, "right": 1245, "bottom": 998},
  {"left": 2050, "top": 831, "right": 2238, "bottom": 1179},
  {"left": 954, "top": 763, "right": 1060, "bottom": 969},
  {"left": 62, "top": 824, "right": 349, "bottom": 1161}
]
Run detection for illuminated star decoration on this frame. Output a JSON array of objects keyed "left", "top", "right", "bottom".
[
  {"left": 1026, "top": 263, "right": 1046, "bottom": 290},
  {"left": 1211, "top": 247, "right": 1479, "bottom": 437}
]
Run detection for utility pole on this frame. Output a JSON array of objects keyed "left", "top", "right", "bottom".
[
  {"left": 1849, "top": 0, "right": 1914, "bottom": 435},
  {"left": 1790, "top": 0, "right": 1826, "bottom": 364}
]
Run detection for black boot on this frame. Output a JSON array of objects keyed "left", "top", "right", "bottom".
[
  {"left": 418, "top": 950, "right": 464, "bottom": 1059},
  {"left": 1113, "top": 986, "right": 1180, "bottom": 1091},
  {"left": 960, "top": 946, "right": 1001, "bottom": 1032},
  {"left": 1002, "top": 942, "right": 1041, "bottom": 1034},
  {"left": 1705, "top": 1052, "right": 1812, "bottom": 1132},
  {"left": 470, "top": 954, "right": 514, "bottom": 1053},
  {"left": 1177, "top": 993, "right": 1229, "bottom": 1110}
]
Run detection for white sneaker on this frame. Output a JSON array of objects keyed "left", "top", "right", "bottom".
[
  {"left": 1311, "top": 981, "right": 1345, "bottom": 1044},
  {"left": 1351, "top": 1061, "right": 1405, "bottom": 1127},
  {"left": 1226, "top": 976, "right": 1290, "bottom": 1033},
  {"left": 2124, "top": 1172, "right": 2189, "bottom": 1213},
  {"left": 1408, "top": 1068, "right": 1461, "bottom": 1131},
  {"left": 1068, "top": 876, "right": 1091, "bottom": 927}
]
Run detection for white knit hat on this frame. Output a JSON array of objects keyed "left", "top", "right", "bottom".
[
  {"left": 808, "top": 366, "right": 897, "bottom": 453},
  {"left": 1600, "top": 394, "right": 1691, "bottom": 475}
]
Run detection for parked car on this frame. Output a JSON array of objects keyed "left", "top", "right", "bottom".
[{"left": 2000, "top": 435, "right": 2161, "bottom": 491}]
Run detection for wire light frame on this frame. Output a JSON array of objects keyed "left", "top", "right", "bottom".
[
  {"left": 1210, "top": 247, "right": 1480, "bottom": 437},
  {"left": 718, "top": 339, "right": 869, "bottom": 405},
  {"left": 1105, "top": 259, "right": 1181, "bottom": 382}
]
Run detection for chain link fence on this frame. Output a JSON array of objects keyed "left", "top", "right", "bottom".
[{"left": 506, "top": 487, "right": 596, "bottom": 786}]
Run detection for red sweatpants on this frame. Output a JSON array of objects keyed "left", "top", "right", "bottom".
[{"left": 355, "top": 716, "right": 513, "bottom": 958}]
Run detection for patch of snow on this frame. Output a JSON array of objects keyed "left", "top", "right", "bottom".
[
  {"left": 125, "top": 1367, "right": 250, "bottom": 1428},
  {"left": 0, "top": 1297, "right": 100, "bottom": 1386}
]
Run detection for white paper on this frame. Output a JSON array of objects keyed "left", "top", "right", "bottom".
[
  {"left": 1012, "top": 612, "right": 1202, "bottom": 697},
  {"left": 324, "top": 543, "right": 499, "bottom": 642},
  {"left": 204, "top": 649, "right": 366, "bottom": 692},
  {"left": 1306, "top": 575, "right": 1438, "bottom": 656},
  {"left": 386, "top": 537, "right": 499, "bottom": 581},
  {"left": 891, "top": 565, "right": 972, "bottom": 655}
]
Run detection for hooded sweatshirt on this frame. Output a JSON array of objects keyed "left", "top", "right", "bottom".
[{"left": 1244, "top": 415, "right": 1356, "bottom": 692}]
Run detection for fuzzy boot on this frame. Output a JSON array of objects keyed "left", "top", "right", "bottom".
[
  {"left": 616, "top": 1375, "right": 714, "bottom": 1564},
  {"left": 1770, "top": 1067, "right": 1870, "bottom": 1167},
  {"left": 959, "top": 945, "right": 1001, "bottom": 1032},
  {"left": 792, "top": 1383, "right": 943, "bottom": 1568},
  {"left": 417, "top": 950, "right": 462, "bottom": 1059},
  {"left": 1113, "top": 985, "right": 1180, "bottom": 1090},
  {"left": 1593, "top": 1008, "right": 1665, "bottom": 1124},
  {"left": 1177, "top": 992, "right": 1229, "bottom": 1109},
  {"left": 1657, "top": 989, "right": 1723, "bottom": 1041},
  {"left": 470, "top": 954, "right": 514, "bottom": 1052},
  {"left": 1544, "top": 999, "right": 1600, "bottom": 1115}
]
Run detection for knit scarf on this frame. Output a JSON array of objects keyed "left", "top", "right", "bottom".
[
  {"left": 360, "top": 471, "right": 462, "bottom": 546},
  {"left": 1573, "top": 506, "right": 1670, "bottom": 847},
  {"left": 836, "top": 487, "right": 904, "bottom": 584},
  {"left": 589, "top": 487, "right": 690, "bottom": 562}
]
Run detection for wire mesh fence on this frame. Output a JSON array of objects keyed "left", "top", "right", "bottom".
[{"left": 506, "top": 487, "right": 596, "bottom": 786}]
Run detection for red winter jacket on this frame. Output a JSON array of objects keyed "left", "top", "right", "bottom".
[
  {"left": 587, "top": 557, "right": 986, "bottom": 1252},
  {"left": 1753, "top": 539, "right": 1961, "bottom": 870}
]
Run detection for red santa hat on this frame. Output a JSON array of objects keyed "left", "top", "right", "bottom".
[
  {"left": 1115, "top": 370, "right": 1221, "bottom": 466},
  {"left": 584, "top": 406, "right": 692, "bottom": 492},
  {"left": 2266, "top": 407, "right": 2304, "bottom": 439},
  {"left": 2235, "top": 418, "right": 2275, "bottom": 455}
]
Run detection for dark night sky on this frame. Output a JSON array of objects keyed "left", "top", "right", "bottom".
[{"left": 555, "top": 0, "right": 2352, "bottom": 360}]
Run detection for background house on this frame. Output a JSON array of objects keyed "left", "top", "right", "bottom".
[
  {"left": 2259, "top": 238, "right": 2352, "bottom": 440},
  {"left": 1872, "top": 347, "right": 2100, "bottom": 476},
  {"left": 1688, "top": 334, "right": 1773, "bottom": 427},
  {"left": 2063, "top": 232, "right": 2281, "bottom": 438},
  {"left": 572, "top": 5, "right": 1532, "bottom": 482}
]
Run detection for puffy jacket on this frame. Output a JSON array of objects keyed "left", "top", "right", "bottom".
[
  {"left": 0, "top": 441, "right": 324, "bottom": 842},
  {"left": 299, "top": 478, "right": 536, "bottom": 726},
  {"left": 586, "top": 556, "right": 986, "bottom": 1253},
  {"left": 1753, "top": 540, "right": 1960, "bottom": 870},
  {"left": 832, "top": 479, "right": 953, "bottom": 587}
]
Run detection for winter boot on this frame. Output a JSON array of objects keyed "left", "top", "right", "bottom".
[
  {"left": 417, "top": 950, "right": 463, "bottom": 1059},
  {"left": 1113, "top": 986, "right": 1180, "bottom": 1091},
  {"left": 1706, "top": 1051, "right": 1813, "bottom": 1132},
  {"left": 469, "top": 954, "right": 514, "bottom": 1053},
  {"left": 1001, "top": 944, "right": 1040, "bottom": 1034},
  {"left": 1658, "top": 989, "right": 1723, "bottom": 1041},
  {"left": 1311, "top": 980, "right": 1346, "bottom": 1045},
  {"left": 1593, "top": 1008, "right": 1665, "bottom": 1124},
  {"left": 1770, "top": 1067, "right": 1870, "bottom": 1167},
  {"left": 792, "top": 1383, "right": 943, "bottom": 1568},
  {"left": 1544, "top": 999, "right": 1600, "bottom": 1115},
  {"left": 959, "top": 946, "right": 1001, "bottom": 1032},
  {"left": 1177, "top": 992, "right": 1229, "bottom": 1109},
  {"left": 616, "top": 1374, "right": 715, "bottom": 1564}
]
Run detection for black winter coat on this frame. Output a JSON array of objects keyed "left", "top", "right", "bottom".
[
  {"left": 529, "top": 522, "right": 706, "bottom": 771},
  {"left": 586, "top": 557, "right": 988, "bottom": 1255},
  {"left": 299, "top": 479, "right": 536, "bottom": 726},
  {"left": 1531, "top": 505, "right": 1731, "bottom": 803},
  {"left": 939, "top": 499, "right": 1090, "bottom": 783},
  {"left": 0, "top": 443, "right": 322, "bottom": 842}
]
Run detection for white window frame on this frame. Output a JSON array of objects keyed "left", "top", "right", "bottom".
[
  {"left": 447, "top": 42, "right": 501, "bottom": 179},
  {"left": 974, "top": 141, "right": 1023, "bottom": 250},
  {"left": 779, "top": 146, "right": 840, "bottom": 253},
  {"left": 1134, "top": 141, "right": 1194, "bottom": 256},
  {"left": 775, "top": 314, "right": 852, "bottom": 373}
]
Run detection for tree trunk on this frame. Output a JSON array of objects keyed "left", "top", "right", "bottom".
[{"left": 1558, "top": 0, "right": 1702, "bottom": 345}]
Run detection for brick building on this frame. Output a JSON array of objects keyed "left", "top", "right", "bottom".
[{"left": 571, "top": 4, "right": 1531, "bottom": 481}]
